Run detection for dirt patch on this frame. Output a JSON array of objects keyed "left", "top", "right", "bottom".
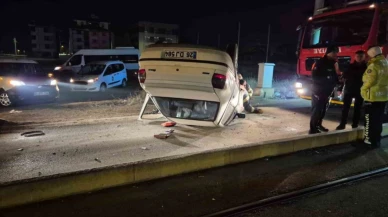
[{"left": 0, "top": 93, "right": 157, "bottom": 126}]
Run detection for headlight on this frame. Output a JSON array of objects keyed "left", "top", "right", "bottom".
[
  {"left": 70, "top": 78, "right": 74, "bottom": 83},
  {"left": 48, "top": 73, "right": 53, "bottom": 78},
  {"left": 295, "top": 82, "right": 303, "bottom": 88},
  {"left": 54, "top": 66, "right": 61, "bottom": 71},
  {"left": 297, "top": 89, "right": 305, "bottom": 94},
  {"left": 50, "top": 80, "right": 57, "bottom": 85},
  {"left": 10, "top": 80, "right": 25, "bottom": 86}
]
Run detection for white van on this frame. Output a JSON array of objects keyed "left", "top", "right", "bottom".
[
  {"left": 69, "top": 61, "right": 127, "bottom": 92},
  {"left": 138, "top": 44, "right": 242, "bottom": 127},
  {"left": 54, "top": 48, "right": 139, "bottom": 82}
]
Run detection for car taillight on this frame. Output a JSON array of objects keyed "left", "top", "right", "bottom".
[
  {"left": 212, "top": 73, "right": 226, "bottom": 89},
  {"left": 138, "top": 69, "right": 146, "bottom": 83}
]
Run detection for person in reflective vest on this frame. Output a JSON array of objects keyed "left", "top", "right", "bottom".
[
  {"left": 240, "top": 79, "right": 263, "bottom": 114},
  {"left": 361, "top": 46, "right": 388, "bottom": 148}
]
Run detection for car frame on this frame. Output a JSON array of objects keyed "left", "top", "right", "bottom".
[{"left": 69, "top": 60, "right": 128, "bottom": 92}]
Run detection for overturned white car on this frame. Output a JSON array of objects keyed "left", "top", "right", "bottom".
[{"left": 138, "top": 44, "right": 244, "bottom": 127}]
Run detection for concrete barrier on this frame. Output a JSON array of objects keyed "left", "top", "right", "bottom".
[{"left": 1, "top": 125, "right": 386, "bottom": 209}]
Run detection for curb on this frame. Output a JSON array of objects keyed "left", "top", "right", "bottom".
[{"left": 0, "top": 126, "right": 385, "bottom": 209}]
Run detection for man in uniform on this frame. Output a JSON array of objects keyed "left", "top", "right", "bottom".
[
  {"left": 361, "top": 46, "right": 388, "bottom": 148},
  {"left": 336, "top": 50, "right": 367, "bottom": 130},
  {"left": 309, "top": 45, "right": 340, "bottom": 134}
]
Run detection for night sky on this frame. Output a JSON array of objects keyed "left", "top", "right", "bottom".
[{"left": 0, "top": 0, "right": 312, "bottom": 52}]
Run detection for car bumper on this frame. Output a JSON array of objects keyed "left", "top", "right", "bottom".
[
  {"left": 7, "top": 85, "right": 59, "bottom": 103},
  {"left": 70, "top": 82, "right": 99, "bottom": 92}
]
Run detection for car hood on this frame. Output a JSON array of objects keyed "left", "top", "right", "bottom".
[
  {"left": 13, "top": 76, "right": 52, "bottom": 86},
  {"left": 73, "top": 74, "right": 99, "bottom": 81}
]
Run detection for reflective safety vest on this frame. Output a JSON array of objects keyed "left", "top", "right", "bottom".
[{"left": 361, "top": 55, "right": 388, "bottom": 102}]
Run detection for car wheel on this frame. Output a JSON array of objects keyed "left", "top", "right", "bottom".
[
  {"left": 122, "top": 79, "right": 127, "bottom": 88},
  {"left": 100, "top": 83, "right": 107, "bottom": 92},
  {"left": 0, "top": 92, "right": 12, "bottom": 107}
]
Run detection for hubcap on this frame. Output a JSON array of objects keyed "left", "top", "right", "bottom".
[
  {"left": 0, "top": 93, "right": 11, "bottom": 106},
  {"left": 100, "top": 85, "right": 106, "bottom": 92},
  {"left": 123, "top": 80, "right": 127, "bottom": 87}
]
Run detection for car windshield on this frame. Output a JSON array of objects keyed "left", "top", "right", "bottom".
[
  {"left": 80, "top": 64, "right": 106, "bottom": 75},
  {"left": 302, "top": 9, "right": 375, "bottom": 48},
  {"left": 0, "top": 63, "right": 45, "bottom": 76},
  {"left": 154, "top": 97, "right": 219, "bottom": 121}
]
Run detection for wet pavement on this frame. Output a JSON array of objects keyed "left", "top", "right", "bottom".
[{"left": 1, "top": 139, "right": 387, "bottom": 217}]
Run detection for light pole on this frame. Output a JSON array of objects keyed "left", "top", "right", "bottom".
[{"left": 13, "top": 37, "right": 17, "bottom": 55}]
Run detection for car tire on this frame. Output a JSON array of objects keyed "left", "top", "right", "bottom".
[
  {"left": 122, "top": 79, "right": 127, "bottom": 88},
  {"left": 100, "top": 83, "right": 107, "bottom": 92},
  {"left": 0, "top": 91, "right": 12, "bottom": 107}
]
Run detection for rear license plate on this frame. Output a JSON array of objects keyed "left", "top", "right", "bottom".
[
  {"left": 163, "top": 51, "right": 197, "bottom": 59},
  {"left": 34, "top": 91, "right": 49, "bottom": 96}
]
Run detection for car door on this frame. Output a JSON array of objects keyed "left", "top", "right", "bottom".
[
  {"left": 103, "top": 65, "right": 115, "bottom": 88},
  {"left": 110, "top": 64, "right": 122, "bottom": 87},
  {"left": 116, "top": 64, "right": 127, "bottom": 82}
]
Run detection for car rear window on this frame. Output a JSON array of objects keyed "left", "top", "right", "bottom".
[
  {"left": 0, "top": 63, "right": 44, "bottom": 76},
  {"left": 154, "top": 97, "right": 219, "bottom": 121}
]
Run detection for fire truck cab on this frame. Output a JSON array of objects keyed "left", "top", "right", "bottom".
[{"left": 295, "top": 0, "right": 388, "bottom": 105}]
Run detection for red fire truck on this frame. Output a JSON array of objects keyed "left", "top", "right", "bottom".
[{"left": 295, "top": 0, "right": 388, "bottom": 105}]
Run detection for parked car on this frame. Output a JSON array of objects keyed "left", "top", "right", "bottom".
[
  {"left": 0, "top": 59, "right": 59, "bottom": 107},
  {"left": 138, "top": 44, "right": 243, "bottom": 127},
  {"left": 69, "top": 60, "right": 127, "bottom": 92}
]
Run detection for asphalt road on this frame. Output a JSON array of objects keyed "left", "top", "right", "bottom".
[
  {"left": 0, "top": 101, "right": 321, "bottom": 183},
  {"left": 2, "top": 139, "right": 388, "bottom": 217}
]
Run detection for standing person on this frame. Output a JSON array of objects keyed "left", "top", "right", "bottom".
[
  {"left": 336, "top": 50, "right": 367, "bottom": 130},
  {"left": 309, "top": 45, "right": 340, "bottom": 134},
  {"left": 361, "top": 46, "right": 388, "bottom": 148}
]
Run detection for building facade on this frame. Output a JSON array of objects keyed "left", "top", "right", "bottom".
[
  {"left": 29, "top": 24, "right": 59, "bottom": 58},
  {"left": 138, "top": 21, "right": 179, "bottom": 53},
  {"left": 69, "top": 18, "right": 113, "bottom": 54}
]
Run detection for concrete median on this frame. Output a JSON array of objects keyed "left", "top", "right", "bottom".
[{"left": 1, "top": 125, "right": 387, "bottom": 209}]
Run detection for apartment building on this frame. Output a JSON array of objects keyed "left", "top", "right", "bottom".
[
  {"left": 138, "top": 21, "right": 179, "bottom": 52},
  {"left": 29, "top": 24, "right": 59, "bottom": 58},
  {"left": 69, "top": 18, "right": 113, "bottom": 54}
]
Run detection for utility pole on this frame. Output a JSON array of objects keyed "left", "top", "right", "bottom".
[
  {"left": 314, "top": 0, "right": 325, "bottom": 15},
  {"left": 217, "top": 34, "right": 220, "bottom": 48},
  {"left": 196, "top": 32, "right": 200, "bottom": 44},
  {"left": 237, "top": 22, "right": 241, "bottom": 53},
  {"left": 236, "top": 22, "right": 241, "bottom": 72},
  {"left": 13, "top": 37, "right": 17, "bottom": 55},
  {"left": 266, "top": 24, "right": 271, "bottom": 63}
]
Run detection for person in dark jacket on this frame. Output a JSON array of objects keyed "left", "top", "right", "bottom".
[
  {"left": 336, "top": 50, "right": 367, "bottom": 130},
  {"left": 309, "top": 45, "right": 340, "bottom": 134}
]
